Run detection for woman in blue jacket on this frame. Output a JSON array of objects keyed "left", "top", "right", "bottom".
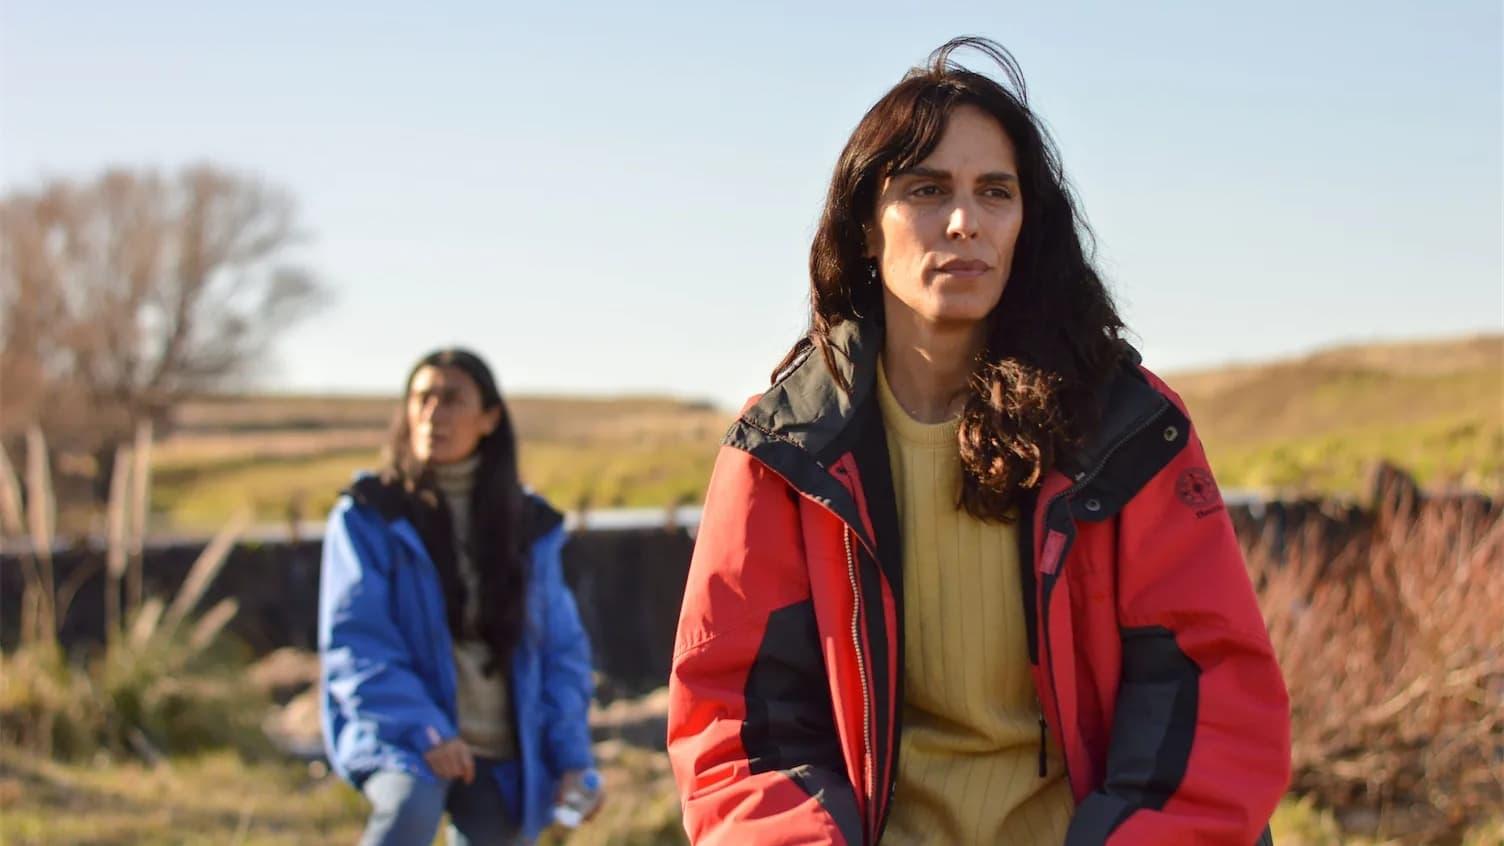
[{"left": 319, "top": 348, "right": 599, "bottom": 845}]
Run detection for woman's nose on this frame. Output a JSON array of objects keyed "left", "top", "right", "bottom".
[{"left": 946, "top": 199, "right": 979, "bottom": 240}]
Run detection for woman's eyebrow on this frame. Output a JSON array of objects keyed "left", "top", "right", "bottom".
[
  {"left": 892, "top": 165, "right": 950, "bottom": 180},
  {"left": 977, "top": 171, "right": 1019, "bottom": 183},
  {"left": 891, "top": 166, "right": 1018, "bottom": 183}
]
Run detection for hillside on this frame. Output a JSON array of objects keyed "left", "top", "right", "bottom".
[
  {"left": 1167, "top": 334, "right": 1503, "bottom": 494},
  {"left": 148, "top": 334, "right": 1502, "bottom": 530},
  {"left": 153, "top": 394, "right": 731, "bottom": 530}
]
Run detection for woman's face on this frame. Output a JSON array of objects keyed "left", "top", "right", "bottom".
[
  {"left": 866, "top": 104, "right": 1023, "bottom": 331},
  {"left": 406, "top": 364, "right": 500, "bottom": 465}
]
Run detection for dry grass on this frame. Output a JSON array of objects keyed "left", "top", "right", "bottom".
[
  {"left": 1168, "top": 334, "right": 1503, "bottom": 396},
  {"left": 0, "top": 741, "right": 686, "bottom": 846},
  {"left": 1249, "top": 487, "right": 1504, "bottom": 842},
  {"left": 1272, "top": 795, "right": 1504, "bottom": 846},
  {"left": 6, "top": 743, "right": 1496, "bottom": 845},
  {"left": 0, "top": 748, "right": 366, "bottom": 845},
  {"left": 168, "top": 393, "right": 727, "bottom": 442},
  {"left": 152, "top": 428, "right": 389, "bottom": 467},
  {"left": 170, "top": 394, "right": 397, "bottom": 431}
]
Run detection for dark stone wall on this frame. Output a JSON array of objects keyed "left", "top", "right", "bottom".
[
  {"left": 0, "top": 526, "right": 694, "bottom": 698},
  {"left": 1, "top": 537, "right": 326, "bottom": 655},
  {"left": 4, "top": 489, "right": 1492, "bottom": 696},
  {"left": 561, "top": 527, "right": 694, "bottom": 699}
]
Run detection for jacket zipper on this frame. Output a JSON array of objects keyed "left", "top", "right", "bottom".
[
  {"left": 843, "top": 528, "right": 876, "bottom": 840},
  {"left": 1062, "top": 395, "right": 1169, "bottom": 497},
  {"left": 1036, "top": 695, "right": 1048, "bottom": 777},
  {"left": 756, "top": 454, "right": 884, "bottom": 836}
]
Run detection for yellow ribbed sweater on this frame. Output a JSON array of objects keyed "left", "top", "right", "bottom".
[{"left": 876, "top": 361, "right": 1074, "bottom": 845}]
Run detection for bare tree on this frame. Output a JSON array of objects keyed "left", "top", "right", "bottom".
[{"left": 1, "top": 164, "right": 326, "bottom": 447}]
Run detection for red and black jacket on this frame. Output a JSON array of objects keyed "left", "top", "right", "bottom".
[{"left": 667, "top": 320, "right": 1291, "bottom": 845}]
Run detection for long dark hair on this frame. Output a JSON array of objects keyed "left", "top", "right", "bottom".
[
  {"left": 783, "top": 36, "right": 1127, "bottom": 521},
  {"left": 386, "top": 348, "right": 526, "bottom": 673}
]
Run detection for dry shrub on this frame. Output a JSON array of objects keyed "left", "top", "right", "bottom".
[
  {"left": 1, "top": 606, "right": 272, "bottom": 762},
  {"left": 0, "top": 425, "right": 265, "bottom": 763},
  {"left": 1249, "top": 484, "right": 1504, "bottom": 841}
]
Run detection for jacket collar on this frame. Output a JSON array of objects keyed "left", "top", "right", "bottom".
[
  {"left": 731, "top": 317, "right": 1166, "bottom": 496},
  {"left": 345, "top": 472, "right": 563, "bottom": 547},
  {"left": 738, "top": 318, "right": 883, "bottom": 466}
]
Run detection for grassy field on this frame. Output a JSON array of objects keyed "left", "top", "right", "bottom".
[
  {"left": 4, "top": 747, "right": 1499, "bottom": 845},
  {"left": 0, "top": 740, "right": 684, "bottom": 846},
  {"left": 0, "top": 749, "right": 367, "bottom": 845},
  {"left": 1173, "top": 334, "right": 1503, "bottom": 495},
  {"left": 151, "top": 395, "right": 729, "bottom": 531},
  {"left": 146, "top": 334, "right": 1502, "bottom": 530}
]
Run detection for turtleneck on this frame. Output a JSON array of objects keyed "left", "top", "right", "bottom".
[
  {"left": 431, "top": 451, "right": 517, "bottom": 760},
  {"left": 432, "top": 452, "right": 480, "bottom": 553}
]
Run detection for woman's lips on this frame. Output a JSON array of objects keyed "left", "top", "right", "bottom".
[{"left": 936, "top": 258, "right": 992, "bottom": 277}]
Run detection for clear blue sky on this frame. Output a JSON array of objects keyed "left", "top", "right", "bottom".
[{"left": 3, "top": 1, "right": 1500, "bottom": 410}]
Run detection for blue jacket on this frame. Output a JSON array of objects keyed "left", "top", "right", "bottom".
[{"left": 318, "top": 478, "right": 594, "bottom": 841}]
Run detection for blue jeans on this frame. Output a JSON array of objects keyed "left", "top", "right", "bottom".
[{"left": 360, "top": 759, "right": 525, "bottom": 846}]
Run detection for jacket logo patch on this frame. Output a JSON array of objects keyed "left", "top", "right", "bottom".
[{"left": 1176, "top": 467, "right": 1222, "bottom": 515}]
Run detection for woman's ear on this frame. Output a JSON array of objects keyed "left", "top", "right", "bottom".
[
  {"left": 481, "top": 406, "right": 502, "bottom": 436},
  {"left": 863, "top": 223, "right": 882, "bottom": 260}
]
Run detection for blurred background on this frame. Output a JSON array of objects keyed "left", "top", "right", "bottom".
[{"left": 1, "top": 2, "right": 1500, "bottom": 844}]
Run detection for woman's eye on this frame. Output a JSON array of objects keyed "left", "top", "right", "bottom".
[
  {"left": 982, "top": 187, "right": 1014, "bottom": 200},
  {"left": 910, "top": 184, "right": 942, "bottom": 198}
]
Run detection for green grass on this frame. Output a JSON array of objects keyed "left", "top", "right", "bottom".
[
  {"left": 523, "top": 441, "right": 719, "bottom": 512},
  {"left": 153, "top": 448, "right": 380, "bottom": 530},
  {"left": 1208, "top": 412, "right": 1504, "bottom": 494},
  {"left": 149, "top": 392, "right": 730, "bottom": 531},
  {"left": 1174, "top": 337, "right": 1503, "bottom": 496},
  {"left": 151, "top": 440, "right": 722, "bottom": 531}
]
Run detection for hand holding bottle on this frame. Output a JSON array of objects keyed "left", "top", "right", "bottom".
[{"left": 553, "top": 768, "right": 604, "bottom": 827}]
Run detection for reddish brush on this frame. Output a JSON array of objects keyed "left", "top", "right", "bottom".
[{"left": 1247, "top": 480, "right": 1503, "bottom": 839}]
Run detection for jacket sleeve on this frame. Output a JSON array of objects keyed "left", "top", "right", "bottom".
[
  {"left": 319, "top": 498, "right": 457, "bottom": 760},
  {"left": 535, "top": 525, "right": 596, "bottom": 775},
  {"left": 668, "top": 446, "right": 863, "bottom": 846},
  {"left": 1066, "top": 382, "right": 1291, "bottom": 846}
]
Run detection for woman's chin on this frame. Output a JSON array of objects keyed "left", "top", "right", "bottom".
[
  {"left": 894, "top": 290, "right": 1002, "bottom": 329},
  {"left": 918, "top": 302, "right": 997, "bottom": 331},
  {"left": 428, "top": 447, "right": 476, "bottom": 466}
]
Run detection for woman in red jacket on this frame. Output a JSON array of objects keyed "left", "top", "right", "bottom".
[{"left": 667, "top": 37, "right": 1290, "bottom": 845}]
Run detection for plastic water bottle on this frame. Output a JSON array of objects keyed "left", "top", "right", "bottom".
[{"left": 552, "top": 768, "right": 603, "bottom": 828}]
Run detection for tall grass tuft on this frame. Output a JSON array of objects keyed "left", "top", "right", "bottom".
[
  {"left": 22, "top": 426, "right": 57, "bottom": 645},
  {"left": 127, "top": 419, "right": 154, "bottom": 616},
  {"left": 0, "top": 424, "right": 269, "bottom": 764},
  {"left": 0, "top": 442, "right": 23, "bottom": 539},
  {"left": 104, "top": 446, "right": 132, "bottom": 638}
]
